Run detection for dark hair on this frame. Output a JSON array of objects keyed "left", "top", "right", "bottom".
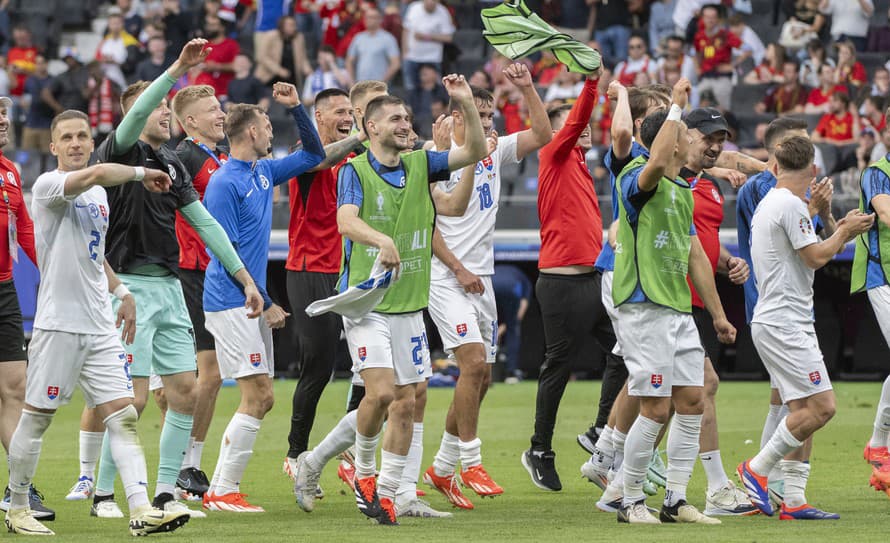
[
  {"left": 774, "top": 135, "right": 814, "bottom": 171},
  {"left": 764, "top": 117, "right": 808, "bottom": 152},
  {"left": 665, "top": 34, "right": 685, "bottom": 45},
  {"left": 50, "top": 109, "right": 90, "bottom": 135},
  {"left": 628, "top": 87, "right": 670, "bottom": 123},
  {"left": 224, "top": 103, "right": 266, "bottom": 141},
  {"left": 832, "top": 91, "right": 851, "bottom": 108},
  {"left": 547, "top": 103, "right": 573, "bottom": 124},
  {"left": 640, "top": 107, "right": 670, "bottom": 149},
  {"left": 448, "top": 86, "right": 494, "bottom": 114},
  {"left": 470, "top": 69, "right": 493, "bottom": 90},
  {"left": 319, "top": 44, "right": 335, "bottom": 56},
  {"left": 363, "top": 95, "right": 406, "bottom": 134},
  {"left": 315, "top": 88, "right": 350, "bottom": 109},
  {"left": 783, "top": 58, "right": 800, "bottom": 72},
  {"left": 867, "top": 95, "right": 886, "bottom": 111}
]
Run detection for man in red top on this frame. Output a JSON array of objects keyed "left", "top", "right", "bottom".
[
  {"left": 0, "top": 96, "right": 54, "bottom": 519},
  {"left": 814, "top": 92, "right": 860, "bottom": 146},
  {"left": 523, "top": 66, "right": 606, "bottom": 492},
  {"left": 195, "top": 15, "right": 240, "bottom": 99},
  {"left": 693, "top": 5, "right": 741, "bottom": 110},
  {"left": 804, "top": 64, "right": 848, "bottom": 114},
  {"left": 755, "top": 60, "right": 808, "bottom": 116},
  {"left": 283, "top": 88, "right": 368, "bottom": 479},
  {"left": 680, "top": 108, "right": 757, "bottom": 516},
  {"left": 7, "top": 26, "right": 38, "bottom": 97}
]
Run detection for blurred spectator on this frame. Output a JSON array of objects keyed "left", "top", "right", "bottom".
[
  {"left": 859, "top": 66, "right": 890, "bottom": 106},
  {"left": 407, "top": 63, "right": 447, "bottom": 139},
  {"left": 484, "top": 51, "right": 514, "bottom": 90},
  {"left": 649, "top": 0, "right": 678, "bottom": 56},
  {"left": 544, "top": 66, "right": 584, "bottom": 104},
  {"left": 7, "top": 25, "right": 38, "bottom": 98},
  {"left": 857, "top": 126, "right": 880, "bottom": 171},
  {"left": 346, "top": 7, "right": 400, "bottom": 84},
  {"left": 401, "top": 0, "right": 455, "bottom": 91},
  {"left": 253, "top": 0, "right": 294, "bottom": 87},
  {"left": 41, "top": 48, "right": 89, "bottom": 114},
  {"left": 332, "top": 0, "right": 365, "bottom": 59},
  {"left": 195, "top": 14, "right": 240, "bottom": 99},
  {"left": 134, "top": 36, "right": 170, "bottom": 82},
  {"left": 835, "top": 40, "right": 867, "bottom": 87},
  {"left": 21, "top": 54, "right": 53, "bottom": 170},
  {"left": 319, "top": 0, "right": 347, "bottom": 50},
  {"left": 656, "top": 35, "right": 697, "bottom": 83},
  {"left": 613, "top": 34, "right": 656, "bottom": 87},
  {"left": 96, "top": 9, "right": 141, "bottom": 89},
  {"left": 492, "top": 263, "right": 531, "bottom": 384},
  {"left": 744, "top": 43, "right": 786, "bottom": 85},
  {"left": 468, "top": 69, "right": 493, "bottom": 91},
  {"left": 254, "top": 15, "right": 310, "bottom": 88},
  {"left": 813, "top": 91, "right": 859, "bottom": 145},
  {"left": 494, "top": 81, "right": 528, "bottom": 134},
  {"left": 228, "top": 54, "right": 271, "bottom": 110},
  {"left": 820, "top": 0, "right": 873, "bottom": 51},
  {"left": 162, "top": 0, "right": 197, "bottom": 53},
  {"left": 532, "top": 50, "right": 562, "bottom": 87},
  {"left": 590, "top": 0, "right": 631, "bottom": 65},
  {"left": 693, "top": 4, "right": 741, "bottom": 109},
  {"left": 673, "top": 0, "right": 709, "bottom": 35},
  {"left": 870, "top": 123, "right": 890, "bottom": 163},
  {"left": 800, "top": 38, "right": 835, "bottom": 88},
  {"left": 84, "top": 60, "right": 122, "bottom": 147},
  {"left": 301, "top": 45, "right": 350, "bottom": 106},
  {"left": 294, "top": 0, "right": 322, "bottom": 61},
  {"left": 117, "top": 0, "right": 144, "bottom": 39},
  {"left": 805, "top": 63, "right": 847, "bottom": 113},
  {"left": 779, "top": 0, "right": 825, "bottom": 50},
  {"left": 728, "top": 14, "right": 765, "bottom": 66},
  {"left": 860, "top": 95, "right": 886, "bottom": 132},
  {"left": 755, "top": 59, "right": 808, "bottom": 115},
  {"left": 0, "top": 58, "right": 9, "bottom": 97}
]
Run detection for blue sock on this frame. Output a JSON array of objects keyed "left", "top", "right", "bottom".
[
  {"left": 95, "top": 431, "right": 117, "bottom": 495},
  {"left": 156, "top": 410, "right": 193, "bottom": 496}
]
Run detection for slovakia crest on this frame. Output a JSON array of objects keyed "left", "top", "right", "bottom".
[
  {"left": 809, "top": 371, "right": 822, "bottom": 385},
  {"left": 47, "top": 386, "right": 59, "bottom": 400},
  {"left": 651, "top": 374, "right": 663, "bottom": 389},
  {"left": 358, "top": 347, "right": 367, "bottom": 362},
  {"left": 482, "top": 156, "right": 494, "bottom": 171},
  {"left": 249, "top": 353, "right": 262, "bottom": 367},
  {"left": 456, "top": 323, "right": 468, "bottom": 337}
]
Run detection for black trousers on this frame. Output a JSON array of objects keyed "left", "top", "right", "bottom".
[
  {"left": 286, "top": 270, "right": 342, "bottom": 458},
  {"left": 531, "top": 270, "right": 627, "bottom": 451}
]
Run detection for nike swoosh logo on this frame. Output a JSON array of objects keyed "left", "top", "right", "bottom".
[
  {"left": 535, "top": 468, "right": 543, "bottom": 480},
  {"left": 207, "top": 168, "right": 216, "bottom": 174},
  {"left": 711, "top": 115, "right": 721, "bottom": 119},
  {"left": 701, "top": 456, "right": 712, "bottom": 461}
]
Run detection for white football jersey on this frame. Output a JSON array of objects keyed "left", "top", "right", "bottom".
[
  {"left": 431, "top": 132, "right": 519, "bottom": 280},
  {"left": 31, "top": 170, "right": 115, "bottom": 334}
]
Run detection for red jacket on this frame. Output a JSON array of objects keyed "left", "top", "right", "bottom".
[{"left": 0, "top": 152, "right": 37, "bottom": 281}]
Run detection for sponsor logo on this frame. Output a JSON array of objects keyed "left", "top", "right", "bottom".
[
  {"left": 47, "top": 386, "right": 59, "bottom": 400},
  {"left": 249, "top": 353, "right": 262, "bottom": 367},
  {"left": 456, "top": 323, "right": 468, "bottom": 337},
  {"left": 167, "top": 165, "right": 177, "bottom": 180},
  {"left": 7, "top": 171, "right": 16, "bottom": 185},
  {"left": 207, "top": 167, "right": 216, "bottom": 175},
  {"left": 259, "top": 174, "right": 270, "bottom": 190},
  {"left": 799, "top": 217, "right": 813, "bottom": 235},
  {"left": 809, "top": 371, "right": 822, "bottom": 385},
  {"left": 358, "top": 347, "right": 367, "bottom": 361},
  {"left": 376, "top": 191, "right": 385, "bottom": 212},
  {"left": 651, "top": 374, "right": 663, "bottom": 389}
]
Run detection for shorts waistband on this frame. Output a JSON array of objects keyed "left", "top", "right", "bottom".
[{"left": 538, "top": 271, "right": 599, "bottom": 280}]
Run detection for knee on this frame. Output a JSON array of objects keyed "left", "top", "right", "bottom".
[
  {"left": 388, "top": 396, "right": 415, "bottom": 423},
  {"left": 812, "top": 397, "right": 836, "bottom": 427},
  {"left": 460, "top": 357, "right": 488, "bottom": 383},
  {"left": 260, "top": 392, "right": 275, "bottom": 416},
  {"left": 365, "top": 390, "right": 394, "bottom": 412},
  {"left": 640, "top": 399, "right": 672, "bottom": 424}
]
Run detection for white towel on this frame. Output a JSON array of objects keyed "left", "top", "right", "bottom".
[{"left": 306, "top": 255, "right": 400, "bottom": 320}]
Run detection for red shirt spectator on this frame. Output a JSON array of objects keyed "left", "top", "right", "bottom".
[
  {"left": 195, "top": 15, "right": 240, "bottom": 97},
  {"left": 320, "top": 0, "right": 346, "bottom": 49},
  {"left": 694, "top": 15, "right": 741, "bottom": 76},
  {"left": 806, "top": 84, "right": 848, "bottom": 108},
  {"left": 815, "top": 111, "right": 855, "bottom": 142},
  {"left": 7, "top": 27, "right": 38, "bottom": 97},
  {"left": 837, "top": 61, "right": 867, "bottom": 87},
  {"left": 0, "top": 151, "right": 37, "bottom": 281},
  {"left": 537, "top": 77, "right": 603, "bottom": 269}
]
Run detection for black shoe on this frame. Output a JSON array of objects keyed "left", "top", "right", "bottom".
[
  {"left": 151, "top": 492, "right": 176, "bottom": 510},
  {"left": 521, "top": 449, "right": 562, "bottom": 491},
  {"left": 354, "top": 475, "right": 381, "bottom": 519},
  {"left": 176, "top": 467, "right": 210, "bottom": 498},
  {"left": 28, "top": 486, "right": 55, "bottom": 521}
]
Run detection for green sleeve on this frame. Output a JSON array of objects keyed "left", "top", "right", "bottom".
[
  {"left": 112, "top": 72, "right": 178, "bottom": 156},
  {"left": 179, "top": 201, "right": 246, "bottom": 276}
]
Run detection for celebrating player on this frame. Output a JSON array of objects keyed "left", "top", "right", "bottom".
[{"left": 6, "top": 109, "right": 189, "bottom": 536}]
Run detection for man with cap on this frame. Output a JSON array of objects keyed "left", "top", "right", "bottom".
[{"left": 679, "top": 106, "right": 758, "bottom": 517}]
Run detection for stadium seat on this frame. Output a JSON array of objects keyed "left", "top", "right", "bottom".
[
  {"left": 732, "top": 83, "right": 771, "bottom": 114},
  {"left": 454, "top": 29, "right": 488, "bottom": 63},
  {"left": 815, "top": 143, "right": 839, "bottom": 175}
]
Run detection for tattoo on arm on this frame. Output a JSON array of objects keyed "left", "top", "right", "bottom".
[{"left": 315, "top": 135, "right": 361, "bottom": 171}]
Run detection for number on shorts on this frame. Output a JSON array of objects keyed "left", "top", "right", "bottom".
[
  {"left": 88, "top": 230, "right": 101, "bottom": 261},
  {"left": 410, "top": 332, "right": 429, "bottom": 374}
]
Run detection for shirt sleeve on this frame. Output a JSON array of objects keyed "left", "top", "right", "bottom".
[
  {"left": 864, "top": 166, "right": 890, "bottom": 210},
  {"left": 267, "top": 105, "right": 326, "bottom": 184},
  {"left": 545, "top": 78, "right": 599, "bottom": 160},
  {"left": 781, "top": 199, "right": 820, "bottom": 250},
  {"left": 496, "top": 132, "right": 520, "bottom": 166},
  {"left": 815, "top": 115, "right": 829, "bottom": 136},
  {"left": 337, "top": 163, "right": 364, "bottom": 208},
  {"left": 426, "top": 150, "right": 451, "bottom": 182},
  {"left": 385, "top": 33, "right": 400, "bottom": 58},
  {"left": 346, "top": 35, "right": 360, "bottom": 58},
  {"left": 31, "top": 171, "right": 74, "bottom": 208},
  {"left": 173, "top": 171, "right": 200, "bottom": 208},
  {"left": 620, "top": 166, "right": 652, "bottom": 224}
]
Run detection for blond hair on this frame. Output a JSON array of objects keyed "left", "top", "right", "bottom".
[{"left": 171, "top": 85, "right": 217, "bottom": 123}]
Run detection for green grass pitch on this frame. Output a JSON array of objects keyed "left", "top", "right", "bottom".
[{"left": 23, "top": 380, "right": 890, "bottom": 541}]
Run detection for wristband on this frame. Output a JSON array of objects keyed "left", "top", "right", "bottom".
[
  {"left": 133, "top": 166, "right": 145, "bottom": 181},
  {"left": 113, "top": 284, "right": 131, "bottom": 300},
  {"left": 667, "top": 104, "right": 683, "bottom": 122}
]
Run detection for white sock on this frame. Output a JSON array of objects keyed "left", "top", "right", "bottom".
[
  {"left": 355, "top": 431, "right": 380, "bottom": 479},
  {"left": 378, "top": 450, "right": 407, "bottom": 500},
  {"left": 104, "top": 405, "right": 151, "bottom": 510},
  {"left": 780, "top": 460, "right": 810, "bottom": 508},
  {"left": 78, "top": 430, "right": 104, "bottom": 480},
  {"left": 432, "top": 431, "right": 460, "bottom": 477},
  {"left": 606, "top": 463, "right": 623, "bottom": 493},
  {"left": 211, "top": 413, "right": 261, "bottom": 496},
  {"left": 459, "top": 437, "right": 482, "bottom": 469},
  {"left": 306, "top": 410, "right": 357, "bottom": 472},
  {"left": 396, "top": 422, "right": 424, "bottom": 506},
  {"left": 8, "top": 410, "right": 53, "bottom": 510},
  {"left": 665, "top": 414, "right": 702, "bottom": 507},
  {"left": 595, "top": 425, "right": 614, "bottom": 454},
  {"left": 699, "top": 449, "right": 729, "bottom": 493},
  {"left": 871, "top": 376, "right": 890, "bottom": 448},
  {"left": 182, "top": 437, "right": 196, "bottom": 469},
  {"left": 622, "top": 416, "right": 662, "bottom": 506},
  {"left": 760, "top": 403, "right": 784, "bottom": 449},
  {"left": 612, "top": 428, "right": 627, "bottom": 471},
  {"left": 192, "top": 441, "right": 205, "bottom": 472},
  {"left": 749, "top": 418, "right": 803, "bottom": 476}
]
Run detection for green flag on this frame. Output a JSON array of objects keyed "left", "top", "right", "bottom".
[{"left": 481, "top": 0, "right": 601, "bottom": 75}]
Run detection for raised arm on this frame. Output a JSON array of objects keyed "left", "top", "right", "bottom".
[
  {"left": 548, "top": 73, "right": 601, "bottom": 160},
  {"left": 502, "top": 63, "right": 551, "bottom": 160},
  {"left": 267, "top": 83, "right": 325, "bottom": 182},
  {"left": 63, "top": 164, "right": 171, "bottom": 198},
  {"left": 442, "top": 74, "right": 488, "bottom": 171},
  {"left": 310, "top": 133, "right": 365, "bottom": 172},
  {"left": 638, "top": 79, "right": 690, "bottom": 192},
  {"left": 609, "top": 80, "right": 633, "bottom": 160},
  {"left": 715, "top": 150, "right": 768, "bottom": 176}
]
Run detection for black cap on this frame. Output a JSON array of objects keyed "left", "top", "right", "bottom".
[{"left": 684, "top": 107, "right": 730, "bottom": 135}]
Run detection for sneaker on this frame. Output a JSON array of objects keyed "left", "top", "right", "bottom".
[
  {"left": 128, "top": 505, "right": 190, "bottom": 536},
  {"left": 176, "top": 467, "right": 210, "bottom": 500},
  {"left": 422, "top": 466, "right": 474, "bottom": 509},
  {"left": 153, "top": 493, "right": 207, "bottom": 519},
  {"left": 294, "top": 451, "right": 322, "bottom": 513},
  {"left": 376, "top": 497, "right": 398, "bottom": 526},
  {"left": 864, "top": 443, "right": 890, "bottom": 469},
  {"left": 617, "top": 500, "right": 660, "bottom": 524},
  {"left": 869, "top": 471, "right": 890, "bottom": 497},
  {"left": 595, "top": 483, "right": 623, "bottom": 513},
  {"left": 202, "top": 491, "right": 264, "bottom": 513},
  {"left": 647, "top": 450, "right": 667, "bottom": 488},
  {"left": 576, "top": 430, "right": 598, "bottom": 455},
  {"left": 580, "top": 458, "right": 609, "bottom": 491},
  {"left": 5, "top": 508, "right": 54, "bottom": 535},
  {"left": 354, "top": 476, "right": 381, "bottom": 519},
  {"left": 460, "top": 465, "right": 503, "bottom": 497},
  {"left": 395, "top": 498, "right": 453, "bottom": 518},
  {"left": 704, "top": 481, "right": 759, "bottom": 516},
  {"left": 66, "top": 476, "right": 94, "bottom": 501},
  {"left": 521, "top": 449, "right": 562, "bottom": 491},
  {"left": 91, "top": 496, "right": 124, "bottom": 518},
  {"left": 338, "top": 459, "right": 356, "bottom": 491},
  {"left": 737, "top": 460, "right": 774, "bottom": 516},
  {"left": 660, "top": 500, "right": 721, "bottom": 524},
  {"left": 415, "top": 489, "right": 426, "bottom": 497},
  {"left": 283, "top": 456, "right": 298, "bottom": 480},
  {"left": 778, "top": 503, "right": 840, "bottom": 520},
  {"left": 26, "top": 487, "right": 54, "bottom": 522},
  {"left": 315, "top": 485, "right": 324, "bottom": 500}
]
